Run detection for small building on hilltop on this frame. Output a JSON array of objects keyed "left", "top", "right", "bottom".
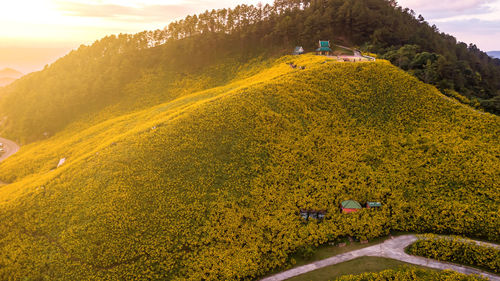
[
  {"left": 341, "top": 200, "right": 362, "bottom": 213},
  {"left": 316, "top": 40, "right": 332, "bottom": 56},
  {"left": 293, "top": 46, "right": 305, "bottom": 55}
]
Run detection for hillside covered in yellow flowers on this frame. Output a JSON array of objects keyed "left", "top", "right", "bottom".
[{"left": 0, "top": 54, "right": 498, "bottom": 280}]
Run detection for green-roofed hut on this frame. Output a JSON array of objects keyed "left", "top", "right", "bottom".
[
  {"left": 366, "top": 202, "right": 382, "bottom": 208},
  {"left": 341, "top": 200, "right": 362, "bottom": 213},
  {"left": 316, "top": 40, "right": 332, "bottom": 56}
]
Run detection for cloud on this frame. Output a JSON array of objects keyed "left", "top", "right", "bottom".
[
  {"left": 398, "top": 0, "right": 500, "bottom": 49},
  {"left": 55, "top": 1, "right": 198, "bottom": 22},
  {"left": 398, "top": 0, "right": 497, "bottom": 19},
  {"left": 433, "top": 19, "right": 500, "bottom": 50},
  {"left": 55, "top": 0, "right": 272, "bottom": 22},
  {"left": 438, "top": 18, "right": 500, "bottom": 34}
]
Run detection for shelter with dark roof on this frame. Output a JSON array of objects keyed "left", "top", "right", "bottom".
[
  {"left": 293, "top": 46, "right": 304, "bottom": 55},
  {"left": 341, "top": 200, "right": 362, "bottom": 213},
  {"left": 316, "top": 40, "right": 332, "bottom": 56},
  {"left": 300, "top": 209, "right": 326, "bottom": 220}
]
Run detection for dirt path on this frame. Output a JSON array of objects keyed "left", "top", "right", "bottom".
[
  {"left": 0, "top": 136, "right": 20, "bottom": 185},
  {"left": 260, "top": 235, "right": 499, "bottom": 281}
]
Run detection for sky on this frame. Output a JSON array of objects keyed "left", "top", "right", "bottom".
[
  {"left": 398, "top": 0, "right": 500, "bottom": 49},
  {"left": 0, "top": 0, "right": 499, "bottom": 73}
]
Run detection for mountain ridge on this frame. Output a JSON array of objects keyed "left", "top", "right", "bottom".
[
  {"left": 1, "top": 0, "right": 500, "bottom": 144},
  {"left": 0, "top": 68, "right": 23, "bottom": 79},
  {"left": 0, "top": 68, "right": 23, "bottom": 87},
  {"left": 487, "top": 51, "right": 500, "bottom": 59},
  {"left": 0, "top": 55, "right": 498, "bottom": 280}
]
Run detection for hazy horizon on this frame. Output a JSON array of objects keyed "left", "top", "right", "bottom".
[{"left": 0, "top": 46, "right": 75, "bottom": 74}]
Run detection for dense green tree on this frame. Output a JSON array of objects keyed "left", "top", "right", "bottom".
[{"left": 1, "top": 0, "right": 500, "bottom": 143}]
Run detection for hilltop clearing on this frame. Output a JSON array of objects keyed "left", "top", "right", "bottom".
[{"left": 0, "top": 55, "right": 498, "bottom": 280}]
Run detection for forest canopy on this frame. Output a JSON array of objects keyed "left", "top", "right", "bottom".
[{"left": 1, "top": 0, "right": 500, "bottom": 143}]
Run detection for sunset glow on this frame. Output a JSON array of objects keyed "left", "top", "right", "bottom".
[
  {"left": 0, "top": 0, "right": 269, "bottom": 47},
  {"left": 0, "top": 0, "right": 499, "bottom": 73},
  {"left": 0, "top": 0, "right": 271, "bottom": 72},
  {"left": 0, "top": 0, "right": 173, "bottom": 46}
]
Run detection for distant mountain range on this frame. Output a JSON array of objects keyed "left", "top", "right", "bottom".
[
  {"left": 487, "top": 51, "right": 500, "bottom": 59},
  {"left": 0, "top": 68, "right": 23, "bottom": 87}
]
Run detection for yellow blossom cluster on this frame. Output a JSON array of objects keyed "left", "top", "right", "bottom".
[{"left": 0, "top": 55, "right": 498, "bottom": 280}]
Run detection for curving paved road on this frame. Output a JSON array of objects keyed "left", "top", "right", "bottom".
[
  {"left": 0, "top": 138, "right": 21, "bottom": 162},
  {"left": 260, "top": 235, "right": 499, "bottom": 281},
  {"left": 0, "top": 136, "right": 20, "bottom": 184},
  {"left": 0, "top": 136, "right": 19, "bottom": 162}
]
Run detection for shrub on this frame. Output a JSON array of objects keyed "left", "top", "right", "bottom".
[
  {"left": 406, "top": 234, "right": 500, "bottom": 273},
  {"left": 336, "top": 267, "right": 486, "bottom": 280}
]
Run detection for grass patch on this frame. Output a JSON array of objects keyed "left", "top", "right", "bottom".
[
  {"left": 332, "top": 45, "right": 354, "bottom": 56},
  {"left": 291, "top": 236, "right": 389, "bottom": 267},
  {"left": 260, "top": 236, "right": 391, "bottom": 279},
  {"left": 286, "top": 257, "right": 425, "bottom": 281},
  {"left": 335, "top": 266, "right": 485, "bottom": 281}
]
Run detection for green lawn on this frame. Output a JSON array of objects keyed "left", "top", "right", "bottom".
[
  {"left": 286, "top": 256, "right": 424, "bottom": 281},
  {"left": 332, "top": 46, "right": 354, "bottom": 56},
  {"left": 291, "top": 236, "right": 390, "bottom": 267},
  {"left": 261, "top": 236, "right": 391, "bottom": 279}
]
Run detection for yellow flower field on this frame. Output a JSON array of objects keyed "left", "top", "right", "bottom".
[{"left": 0, "top": 54, "right": 498, "bottom": 280}]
